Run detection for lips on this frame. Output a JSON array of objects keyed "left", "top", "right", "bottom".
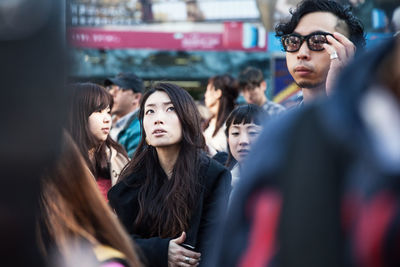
[
  {"left": 152, "top": 128, "right": 167, "bottom": 136},
  {"left": 295, "top": 66, "right": 311, "bottom": 72},
  {"left": 294, "top": 66, "right": 312, "bottom": 76},
  {"left": 237, "top": 149, "right": 250, "bottom": 156}
]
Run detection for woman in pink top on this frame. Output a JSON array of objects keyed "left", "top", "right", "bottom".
[{"left": 67, "top": 83, "right": 129, "bottom": 199}]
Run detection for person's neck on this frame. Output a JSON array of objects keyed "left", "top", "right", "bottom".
[
  {"left": 209, "top": 101, "right": 220, "bottom": 119},
  {"left": 302, "top": 84, "right": 326, "bottom": 103},
  {"left": 156, "top": 145, "right": 180, "bottom": 179},
  {"left": 237, "top": 162, "right": 243, "bottom": 170},
  {"left": 258, "top": 95, "right": 267, "bottom": 107},
  {"left": 209, "top": 116, "right": 217, "bottom": 126}
]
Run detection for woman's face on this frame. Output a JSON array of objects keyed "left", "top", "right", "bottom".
[
  {"left": 88, "top": 106, "right": 111, "bottom": 142},
  {"left": 204, "top": 83, "right": 221, "bottom": 112},
  {"left": 228, "top": 122, "right": 262, "bottom": 163},
  {"left": 143, "top": 91, "right": 183, "bottom": 148}
]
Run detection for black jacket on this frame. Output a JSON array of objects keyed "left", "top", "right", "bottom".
[{"left": 108, "top": 153, "right": 231, "bottom": 267}]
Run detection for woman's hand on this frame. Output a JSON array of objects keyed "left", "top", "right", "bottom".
[{"left": 168, "top": 232, "right": 201, "bottom": 267}]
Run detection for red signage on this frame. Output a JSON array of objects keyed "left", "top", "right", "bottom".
[
  {"left": 68, "top": 25, "right": 267, "bottom": 51},
  {"left": 223, "top": 22, "right": 243, "bottom": 50}
]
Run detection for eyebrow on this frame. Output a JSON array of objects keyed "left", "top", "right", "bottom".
[
  {"left": 292, "top": 30, "right": 331, "bottom": 36},
  {"left": 145, "top": 101, "right": 173, "bottom": 108},
  {"left": 247, "top": 125, "right": 261, "bottom": 129}
]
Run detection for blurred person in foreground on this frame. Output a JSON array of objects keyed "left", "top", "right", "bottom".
[
  {"left": 209, "top": 29, "right": 400, "bottom": 267},
  {"left": 37, "top": 133, "right": 142, "bottom": 267},
  {"left": 105, "top": 72, "right": 143, "bottom": 157},
  {"left": 108, "top": 83, "right": 231, "bottom": 267},
  {"left": 238, "top": 67, "right": 286, "bottom": 116},
  {"left": 204, "top": 74, "right": 239, "bottom": 156},
  {"left": 276, "top": 0, "right": 365, "bottom": 106},
  {"left": 1, "top": 0, "right": 66, "bottom": 264},
  {"left": 67, "top": 83, "right": 129, "bottom": 199}
]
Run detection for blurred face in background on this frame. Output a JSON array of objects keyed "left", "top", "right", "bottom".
[
  {"left": 242, "top": 81, "right": 267, "bottom": 107},
  {"left": 108, "top": 85, "right": 140, "bottom": 117},
  {"left": 204, "top": 83, "right": 221, "bottom": 116},
  {"left": 228, "top": 122, "right": 262, "bottom": 164},
  {"left": 143, "top": 91, "right": 182, "bottom": 148},
  {"left": 88, "top": 106, "right": 111, "bottom": 142}
]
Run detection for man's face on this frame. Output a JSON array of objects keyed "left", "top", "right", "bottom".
[
  {"left": 242, "top": 82, "right": 266, "bottom": 107},
  {"left": 286, "top": 12, "right": 338, "bottom": 89},
  {"left": 108, "top": 85, "right": 140, "bottom": 117}
]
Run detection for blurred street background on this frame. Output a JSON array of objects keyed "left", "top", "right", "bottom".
[{"left": 67, "top": 0, "right": 398, "bottom": 104}]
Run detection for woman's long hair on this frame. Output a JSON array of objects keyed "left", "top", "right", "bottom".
[
  {"left": 224, "top": 104, "right": 265, "bottom": 167},
  {"left": 120, "top": 83, "right": 206, "bottom": 238},
  {"left": 37, "top": 133, "right": 142, "bottom": 267},
  {"left": 67, "top": 83, "right": 127, "bottom": 177},
  {"left": 208, "top": 74, "right": 239, "bottom": 137}
]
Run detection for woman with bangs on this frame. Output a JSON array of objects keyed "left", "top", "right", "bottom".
[
  {"left": 108, "top": 83, "right": 231, "bottom": 267},
  {"left": 67, "top": 83, "right": 129, "bottom": 199},
  {"left": 224, "top": 104, "right": 265, "bottom": 187}
]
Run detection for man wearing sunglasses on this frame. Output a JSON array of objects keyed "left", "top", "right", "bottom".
[{"left": 276, "top": 0, "right": 365, "bottom": 104}]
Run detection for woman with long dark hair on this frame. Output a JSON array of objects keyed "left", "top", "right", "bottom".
[
  {"left": 108, "top": 83, "right": 231, "bottom": 267},
  {"left": 67, "top": 83, "right": 129, "bottom": 199},
  {"left": 203, "top": 74, "right": 239, "bottom": 156},
  {"left": 37, "top": 133, "right": 142, "bottom": 267}
]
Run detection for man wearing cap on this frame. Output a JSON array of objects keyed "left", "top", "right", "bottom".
[
  {"left": 275, "top": 0, "right": 365, "bottom": 105},
  {"left": 105, "top": 72, "right": 143, "bottom": 158}
]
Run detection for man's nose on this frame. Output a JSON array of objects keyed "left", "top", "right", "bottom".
[{"left": 297, "top": 41, "right": 311, "bottom": 60}]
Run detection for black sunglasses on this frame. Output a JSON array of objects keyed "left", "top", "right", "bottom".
[{"left": 281, "top": 32, "right": 334, "bottom": 52}]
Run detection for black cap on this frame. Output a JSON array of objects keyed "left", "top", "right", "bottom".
[{"left": 104, "top": 72, "right": 144, "bottom": 93}]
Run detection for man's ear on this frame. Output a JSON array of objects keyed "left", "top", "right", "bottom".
[
  {"left": 132, "top": 92, "right": 142, "bottom": 106},
  {"left": 134, "top": 92, "right": 142, "bottom": 101},
  {"left": 260, "top": 81, "right": 267, "bottom": 92}
]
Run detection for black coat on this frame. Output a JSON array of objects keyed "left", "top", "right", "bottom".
[{"left": 108, "top": 153, "right": 231, "bottom": 267}]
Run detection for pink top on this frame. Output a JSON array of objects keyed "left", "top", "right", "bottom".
[{"left": 96, "top": 177, "right": 112, "bottom": 201}]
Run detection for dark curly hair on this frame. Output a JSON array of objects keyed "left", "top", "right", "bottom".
[{"left": 275, "top": 0, "right": 365, "bottom": 49}]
